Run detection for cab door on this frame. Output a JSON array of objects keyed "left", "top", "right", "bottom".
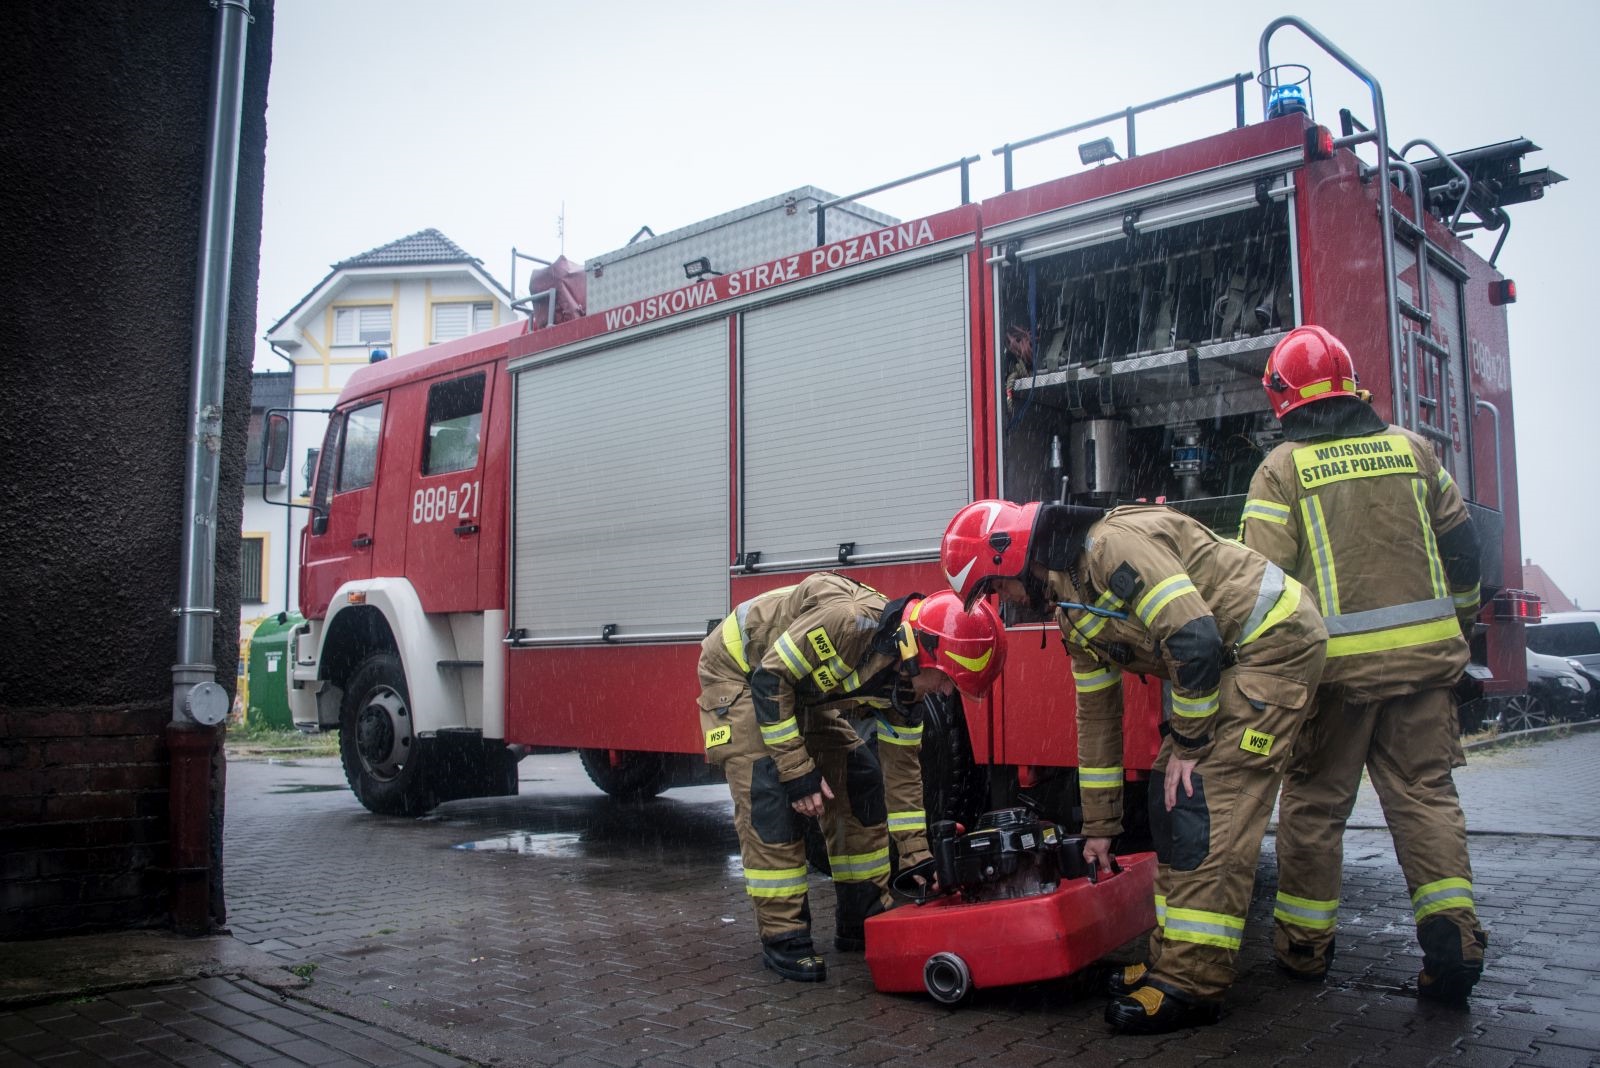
[
  {"left": 404, "top": 370, "right": 491, "bottom": 612},
  {"left": 301, "top": 399, "right": 385, "bottom": 618}
]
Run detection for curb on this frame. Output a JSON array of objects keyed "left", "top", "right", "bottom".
[{"left": 1462, "top": 716, "right": 1600, "bottom": 753}]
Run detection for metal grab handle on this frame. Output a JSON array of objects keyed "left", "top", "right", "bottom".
[
  {"left": 1474, "top": 398, "right": 1504, "bottom": 512},
  {"left": 454, "top": 523, "right": 480, "bottom": 536},
  {"left": 351, "top": 535, "right": 372, "bottom": 548}
]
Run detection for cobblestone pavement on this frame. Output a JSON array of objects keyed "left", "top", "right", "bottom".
[{"left": 5, "top": 728, "right": 1599, "bottom": 1067}]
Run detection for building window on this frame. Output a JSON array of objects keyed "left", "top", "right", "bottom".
[
  {"left": 422, "top": 374, "right": 485, "bottom": 475},
  {"left": 241, "top": 535, "right": 266, "bottom": 604},
  {"left": 432, "top": 302, "right": 494, "bottom": 343},
  {"left": 334, "top": 306, "right": 392, "bottom": 346}
]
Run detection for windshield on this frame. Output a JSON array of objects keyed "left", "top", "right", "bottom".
[{"left": 1525, "top": 621, "right": 1600, "bottom": 658}]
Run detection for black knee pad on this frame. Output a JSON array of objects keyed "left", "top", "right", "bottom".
[
  {"left": 845, "top": 744, "right": 887, "bottom": 827},
  {"left": 750, "top": 757, "right": 802, "bottom": 844},
  {"left": 1148, "top": 776, "right": 1172, "bottom": 865},
  {"left": 1168, "top": 771, "right": 1210, "bottom": 872}
]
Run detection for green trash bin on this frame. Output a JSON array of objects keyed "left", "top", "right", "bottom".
[{"left": 246, "top": 612, "right": 303, "bottom": 731}]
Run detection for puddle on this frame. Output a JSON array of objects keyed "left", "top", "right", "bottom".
[
  {"left": 269, "top": 783, "right": 346, "bottom": 794},
  {"left": 453, "top": 831, "right": 585, "bottom": 857}
]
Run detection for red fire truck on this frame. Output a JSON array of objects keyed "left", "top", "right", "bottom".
[{"left": 275, "top": 19, "right": 1557, "bottom": 827}]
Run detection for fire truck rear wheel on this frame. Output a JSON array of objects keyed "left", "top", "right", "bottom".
[
  {"left": 577, "top": 748, "right": 668, "bottom": 801},
  {"left": 339, "top": 652, "right": 434, "bottom": 816}
]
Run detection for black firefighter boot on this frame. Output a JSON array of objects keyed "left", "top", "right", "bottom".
[
  {"left": 1106, "top": 961, "right": 1150, "bottom": 997},
  {"left": 1416, "top": 916, "right": 1487, "bottom": 1006},
  {"left": 1277, "top": 936, "right": 1335, "bottom": 983},
  {"left": 1105, "top": 978, "right": 1224, "bottom": 1035},
  {"left": 834, "top": 882, "right": 887, "bottom": 952},
  {"left": 762, "top": 931, "right": 827, "bottom": 982}
]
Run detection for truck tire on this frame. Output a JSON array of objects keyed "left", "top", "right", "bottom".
[
  {"left": 578, "top": 748, "right": 668, "bottom": 801},
  {"left": 339, "top": 652, "right": 435, "bottom": 816}
]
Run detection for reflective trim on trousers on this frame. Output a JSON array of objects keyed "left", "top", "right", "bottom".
[
  {"left": 1164, "top": 907, "right": 1246, "bottom": 950},
  {"left": 828, "top": 847, "right": 891, "bottom": 882},
  {"left": 1155, "top": 894, "right": 1168, "bottom": 928},
  {"left": 1074, "top": 666, "right": 1121, "bottom": 694},
  {"left": 1412, "top": 877, "right": 1475, "bottom": 923},
  {"left": 1274, "top": 891, "right": 1339, "bottom": 930},
  {"left": 745, "top": 865, "right": 809, "bottom": 898},
  {"left": 887, "top": 811, "right": 925, "bottom": 834},
  {"left": 875, "top": 719, "right": 923, "bottom": 746},
  {"left": 1079, "top": 765, "right": 1123, "bottom": 790}
]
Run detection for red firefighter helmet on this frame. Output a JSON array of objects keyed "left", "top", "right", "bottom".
[
  {"left": 1262, "top": 325, "right": 1359, "bottom": 418},
  {"left": 941, "top": 500, "right": 1041, "bottom": 605},
  {"left": 902, "top": 590, "right": 1007, "bottom": 698}
]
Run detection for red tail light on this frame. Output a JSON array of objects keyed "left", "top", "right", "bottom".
[
  {"left": 1305, "top": 125, "right": 1336, "bottom": 162},
  {"left": 1490, "top": 279, "right": 1517, "bottom": 305},
  {"left": 1492, "top": 589, "right": 1542, "bottom": 621}
]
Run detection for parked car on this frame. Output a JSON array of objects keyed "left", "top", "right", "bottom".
[
  {"left": 1524, "top": 611, "right": 1600, "bottom": 719},
  {"left": 1499, "top": 649, "right": 1591, "bottom": 731}
]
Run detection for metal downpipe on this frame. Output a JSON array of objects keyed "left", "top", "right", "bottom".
[{"left": 172, "top": 0, "right": 252, "bottom": 727}]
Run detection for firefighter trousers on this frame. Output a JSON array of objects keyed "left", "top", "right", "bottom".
[
  {"left": 1274, "top": 685, "right": 1484, "bottom": 976},
  {"left": 1143, "top": 669, "right": 1312, "bottom": 1001},
  {"left": 719, "top": 707, "right": 894, "bottom": 943}
]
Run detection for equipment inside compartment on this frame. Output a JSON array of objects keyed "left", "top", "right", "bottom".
[{"left": 998, "top": 198, "right": 1295, "bottom": 526}]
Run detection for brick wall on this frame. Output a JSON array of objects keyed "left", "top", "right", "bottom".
[{"left": 0, "top": 1, "right": 273, "bottom": 938}]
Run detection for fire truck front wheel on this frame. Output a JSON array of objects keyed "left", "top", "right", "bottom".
[{"left": 339, "top": 652, "right": 435, "bottom": 816}]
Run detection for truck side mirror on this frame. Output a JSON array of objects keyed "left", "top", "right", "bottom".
[{"left": 265, "top": 412, "right": 290, "bottom": 477}]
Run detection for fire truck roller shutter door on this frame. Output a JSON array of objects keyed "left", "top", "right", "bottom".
[
  {"left": 510, "top": 320, "right": 728, "bottom": 642},
  {"left": 741, "top": 257, "right": 972, "bottom": 566}
]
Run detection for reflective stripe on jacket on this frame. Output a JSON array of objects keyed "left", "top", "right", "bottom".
[{"left": 1241, "top": 425, "right": 1473, "bottom": 697}]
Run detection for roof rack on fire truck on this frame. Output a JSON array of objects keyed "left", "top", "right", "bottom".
[{"left": 812, "top": 153, "right": 980, "bottom": 246}]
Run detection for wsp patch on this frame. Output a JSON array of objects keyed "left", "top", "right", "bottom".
[{"left": 1240, "top": 728, "right": 1275, "bottom": 756}]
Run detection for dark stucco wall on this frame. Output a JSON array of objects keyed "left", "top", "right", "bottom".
[{"left": 0, "top": 0, "right": 273, "bottom": 936}]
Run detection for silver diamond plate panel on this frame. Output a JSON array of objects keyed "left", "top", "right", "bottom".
[{"left": 584, "top": 187, "right": 897, "bottom": 311}]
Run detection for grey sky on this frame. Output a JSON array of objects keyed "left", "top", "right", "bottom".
[{"left": 256, "top": 0, "right": 1599, "bottom": 606}]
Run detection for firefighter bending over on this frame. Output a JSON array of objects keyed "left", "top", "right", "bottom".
[
  {"left": 1242, "top": 325, "right": 1487, "bottom": 1003},
  {"left": 697, "top": 573, "right": 1006, "bottom": 982},
  {"left": 942, "top": 501, "right": 1326, "bottom": 1033}
]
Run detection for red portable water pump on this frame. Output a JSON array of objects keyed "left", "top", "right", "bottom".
[{"left": 864, "top": 808, "right": 1157, "bottom": 1004}]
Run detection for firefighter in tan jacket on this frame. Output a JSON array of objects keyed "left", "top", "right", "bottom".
[
  {"left": 697, "top": 573, "right": 1006, "bottom": 982},
  {"left": 942, "top": 501, "right": 1326, "bottom": 1033},
  {"left": 1242, "top": 325, "right": 1487, "bottom": 1003}
]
